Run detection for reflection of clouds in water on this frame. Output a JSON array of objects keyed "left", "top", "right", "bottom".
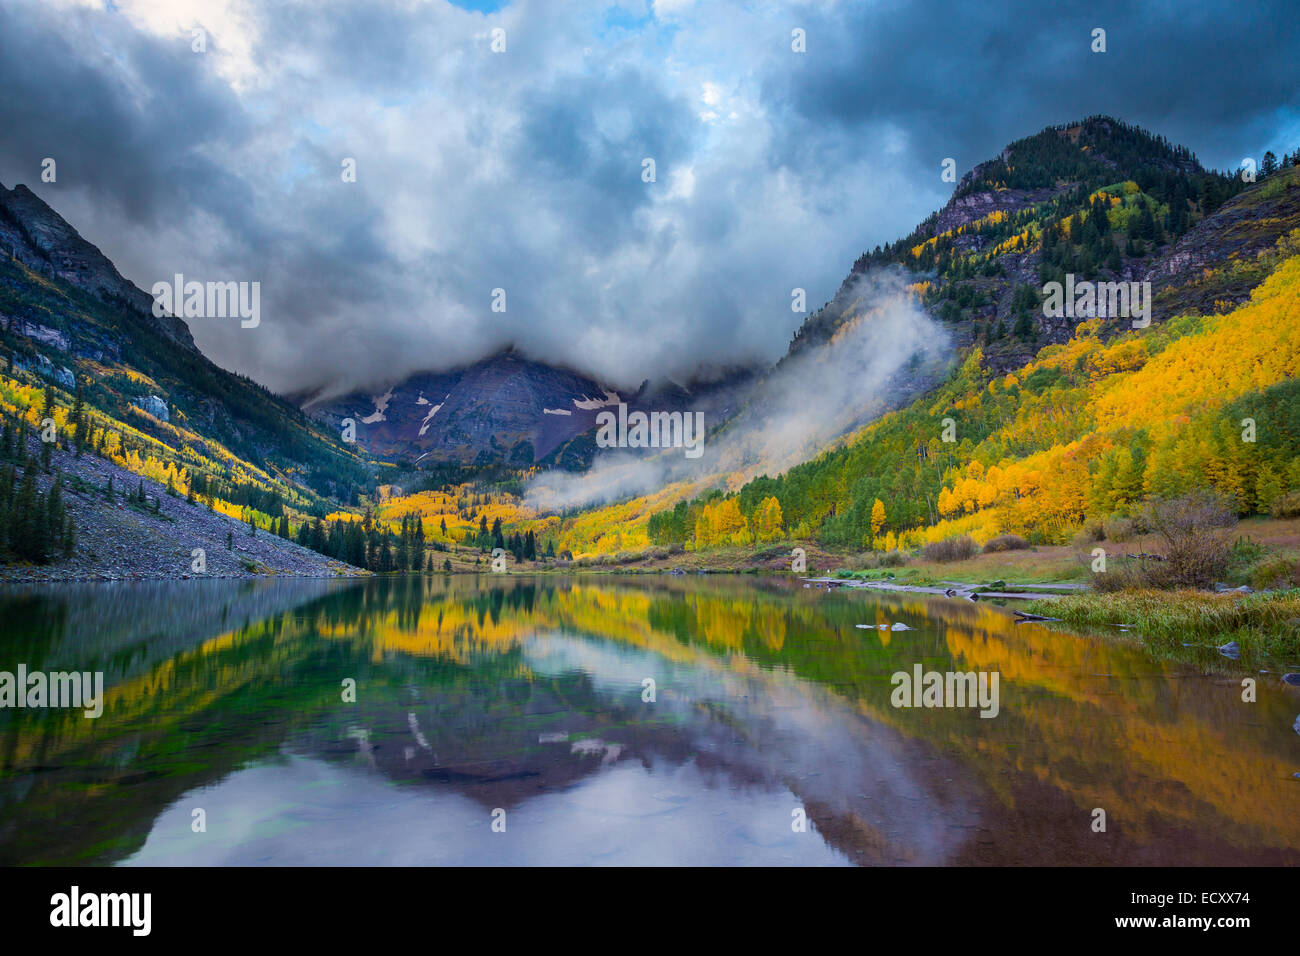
[
  {"left": 524, "top": 631, "right": 975, "bottom": 865},
  {"left": 124, "top": 626, "right": 974, "bottom": 866},
  {"left": 522, "top": 630, "right": 680, "bottom": 696},
  {"left": 122, "top": 755, "right": 847, "bottom": 866}
]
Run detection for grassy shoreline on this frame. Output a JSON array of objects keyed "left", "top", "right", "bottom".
[{"left": 1026, "top": 589, "right": 1300, "bottom": 659}]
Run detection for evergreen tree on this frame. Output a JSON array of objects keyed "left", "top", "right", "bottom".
[
  {"left": 1013, "top": 311, "right": 1035, "bottom": 340},
  {"left": 11, "top": 468, "right": 43, "bottom": 561},
  {"left": 71, "top": 384, "right": 86, "bottom": 458},
  {"left": 46, "top": 474, "right": 64, "bottom": 547}
]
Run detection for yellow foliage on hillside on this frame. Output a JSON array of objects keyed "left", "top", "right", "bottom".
[{"left": 930, "top": 254, "right": 1300, "bottom": 539}]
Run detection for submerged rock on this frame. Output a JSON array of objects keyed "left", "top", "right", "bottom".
[{"left": 1282, "top": 673, "right": 1300, "bottom": 686}]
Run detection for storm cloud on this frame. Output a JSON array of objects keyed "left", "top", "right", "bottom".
[{"left": 1, "top": 0, "right": 1295, "bottom": 397}]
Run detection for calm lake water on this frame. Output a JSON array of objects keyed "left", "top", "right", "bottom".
[{"left": 1, "top": 574, "right": 1296, "bottom": 866}]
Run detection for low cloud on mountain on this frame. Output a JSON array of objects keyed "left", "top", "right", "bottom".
[{"left": 525, "top": 269, "right": 952, "bottom": 510}]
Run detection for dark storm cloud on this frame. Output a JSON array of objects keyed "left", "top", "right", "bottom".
[
  {"left": 0, "top": 3, "right": 251, "bottom": 226},
  {"left": 0, "top": 1, "right": 1295, "bottom": 399},
  {"left": 767, "top": 0, "right": 1300, "bottom": 178}
]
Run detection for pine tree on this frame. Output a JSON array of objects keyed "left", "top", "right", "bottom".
[
  {"left": 71, "top": 384, "right": 86, "bottom": 458},
  {"left": 46, "top": 474, "right": 64, "bottom": 548},
  {"left": 11, "top": 468, "right": 44, "bottom": 561}
]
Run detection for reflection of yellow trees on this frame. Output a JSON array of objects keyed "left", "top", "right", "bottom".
[
  {"left": 310, "top": 582, "right": 806, "bottom": 668},
  {"left": 683, "top": 595, "right": 754, "bottom": 653},
  {"left": 320, "top": 603, "right": 533, "bottom": 668},
  {"left": 4, "top": 622, "right": 299, "bottom": 763},
  {"left": 856, "top": 603, "right": 1300, "bottom": 850}
]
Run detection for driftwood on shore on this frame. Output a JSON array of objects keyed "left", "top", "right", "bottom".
[{"left": 1013, "top": 609, "right": 1062, "bottom": 623}]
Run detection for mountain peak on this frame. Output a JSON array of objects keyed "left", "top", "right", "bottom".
[{"left": 0, "top": 181, "right": 196, "bottom": 350}]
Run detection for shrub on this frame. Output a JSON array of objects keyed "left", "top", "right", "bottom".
[
  {"left": 983, "top": 533, "right": 1029, "bottom": 553},
  {"left": 1251, "top": 557, "right": 1300, "bottom": 590},
  {"left": 921, "top": 535, "right": 979, "bottom": 563},
  {"left": 878, "top": 550, "right": 907, "bottom": 567},
  {"left": 1102, "top": 516, "right": 1136, "bottom": 542},
  {"left": 1270, "top": 490, "right": 1300, "bottom": 518},
  {"left": 1075, "top": 520, "right": 1105, "bottom": 544},
  {"left": 1139, "top": 491, "right": 1237, "bottom": 588}
]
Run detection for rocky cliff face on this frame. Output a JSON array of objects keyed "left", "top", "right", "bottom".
[
  {"left": 1148, "top": 165, "right": 1300, "bottom": 316},
  {"left": 0, "top": 182, "right": 195, "bottom": 349}
]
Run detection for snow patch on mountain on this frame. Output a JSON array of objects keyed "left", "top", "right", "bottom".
[
  {"left": 417, "top": 395, "right": 449, "bottom": 436},
  {"left": 360, "top": 388, "right": 395, "bottom": 424},
  {"left": 572, "top": 390, "right": 620, "bottom": 410}
]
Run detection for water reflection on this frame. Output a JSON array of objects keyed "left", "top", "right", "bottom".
[{"left": 1, "top": 575, "right": 1296, "bottom": 865}]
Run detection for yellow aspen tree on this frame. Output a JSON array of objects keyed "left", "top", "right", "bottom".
[{"left": 870, "top": 498, "right": 886, "bottom": 537}]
